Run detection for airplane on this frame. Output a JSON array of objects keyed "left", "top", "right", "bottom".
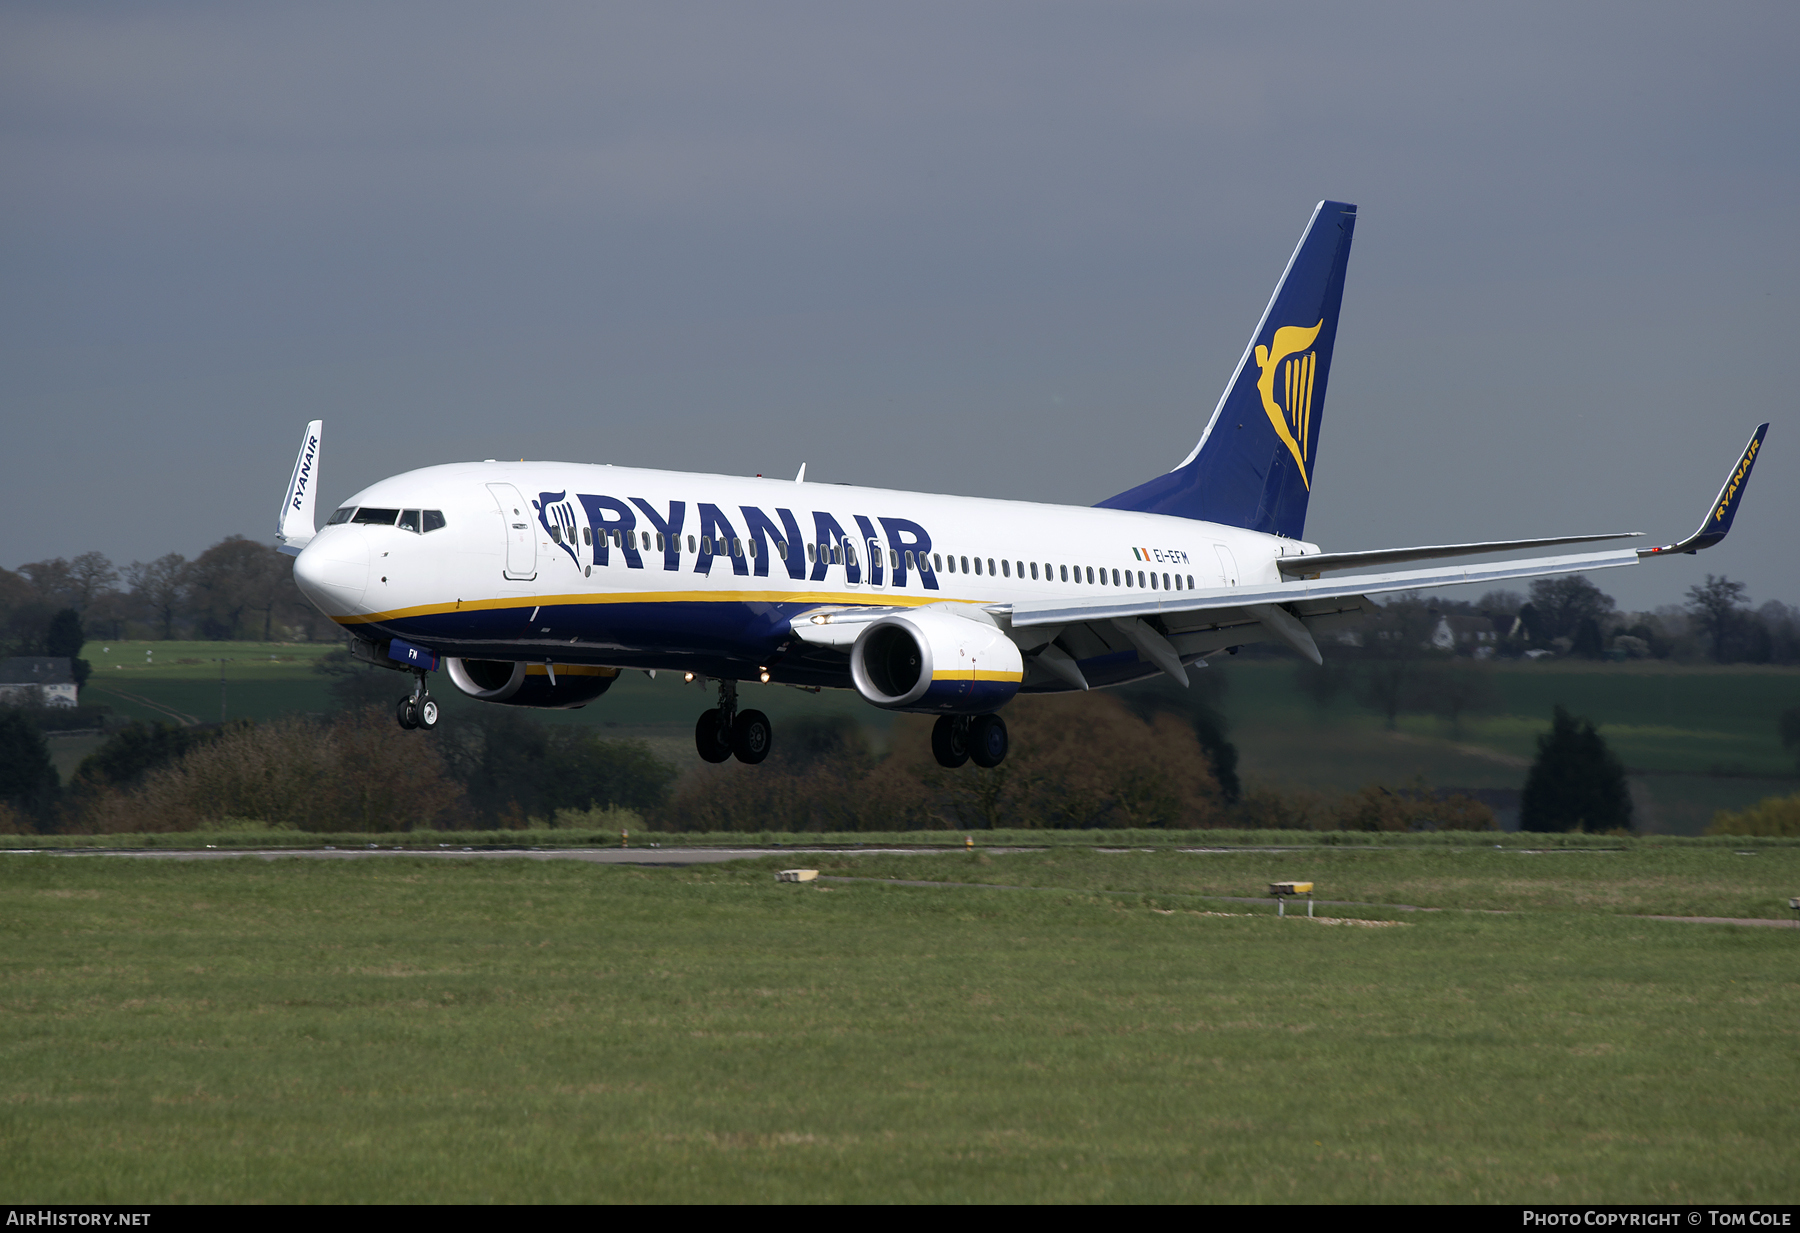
[{"left": 275, "top": 200, "right": 1767, "bottom": 770}]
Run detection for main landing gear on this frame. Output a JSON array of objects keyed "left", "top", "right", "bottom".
[
  {"left": 694, "top": 678, "right": 772, "bottom": 765},
  {"left": 931, "top": 714, "right": 1007, "bottom": 769},
  {"left": 395, "top": 671, "right": 439, "bottom": 731}
]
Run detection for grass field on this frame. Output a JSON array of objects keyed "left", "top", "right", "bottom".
[
  {"left": 1220, "top": 659, "right": 1800, "bottom": 778},
  {"left": 3, "top": 846, "right": 1797, "bottom": 1203},
  {"left": 1208, "top": 660, "right": 1800, "bottom": 835}
]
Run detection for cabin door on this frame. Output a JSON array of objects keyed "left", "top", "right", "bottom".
[
  {"left": 488, "top": 483, "right": 538, "bottom": 580},
  {"left": 1213, "top": 544, "right": 1239, "bottom": 587},
  {"left": 867, "top": 538, "right": 886, "bottom": 590}
]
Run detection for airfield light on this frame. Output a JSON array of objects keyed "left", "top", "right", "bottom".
[
  {"left": 1271, "top": 881, "right": 1315, "bottom": 918},
  {"left": 1790, "top": 897, "right": 1799, "bottom": 927}
]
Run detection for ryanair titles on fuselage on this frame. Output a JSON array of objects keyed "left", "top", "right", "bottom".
[{"left": 533, "top": 488, "right": 938, "bottom": 588}]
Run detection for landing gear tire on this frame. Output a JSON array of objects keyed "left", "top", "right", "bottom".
[
  {"left": 931, "top": 715, "right": 971, "bottom": 768},
  {"left": 416, "top": 696, "right": 440, "bottom": 730},
  {"left": 969, "top": 714, "right": 1008, "bottom": 768},
  {"left": 396, "top": 697, "right": 420, "bottom": 730},
  {"left": 731, "top": 709, "right": 772, "bottom": 765},
  {"left": 695, "top": 708, "right": 733, "bottom": 763}
]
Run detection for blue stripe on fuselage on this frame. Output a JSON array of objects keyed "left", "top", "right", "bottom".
[{"left": 349, "top": 599, "right": 1170, "bottom": 694}]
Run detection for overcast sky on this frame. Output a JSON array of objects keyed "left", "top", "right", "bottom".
[{"left": 3, "top": 1, "right": 1794, "bottom": 612}]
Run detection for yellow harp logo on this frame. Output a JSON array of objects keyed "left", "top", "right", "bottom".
[{"left": 1255, "top": 320, "right": 1323, "bottom": 488}]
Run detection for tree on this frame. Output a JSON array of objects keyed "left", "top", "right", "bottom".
[
  {"left": 1118, "top": 670, "right": 1241, "bottom": 803},
  {"left": 0, "top": 709, "right": 58, "bottom": 829},
  {"left": 126, "top": 554, "right": 189, "bottom": 640},
  {"left": 1571, "top": 616, "right": 1605, "bottom": 659},
  {"left": 17, "top": 558, "right": 77, "bottom": 609},
  {"left": 0, "top": 568, "right": 52, "bottom": 657},
  {"left": 71, "top": 721, "right": 223, "bottom": 793},
  {"left": 1520, "top": 705, "right": 1632, "bottom": 833},
  {"left": 1526, "top": 575, "right": 1615, "bottom": 643},
  {"left": 43, "top": 609, "right": 91, "bottom": 689},
  {"left": 67, "top": 552, "right": 120, "bottom": 613},
  {"left": 187, "top": 537, "right": 290, "bottom": 641},
  {"left": 1686, "top": 574, "right": 1749, "bottom": 663}
]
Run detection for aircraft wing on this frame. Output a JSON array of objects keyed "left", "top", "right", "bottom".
[
  {"left": 1004, "top": 423, "right": 1768, "bottom": 684},
  {"left": 1274, "top": 532, "right": 1641, "bottom": 578}
]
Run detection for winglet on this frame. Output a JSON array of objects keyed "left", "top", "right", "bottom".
[
  {"left": 1640, "top": 423, "right": 1767, "bottom": 558},
  {"left": 276, "top": 420, "right": 323, "bottom": 556}
]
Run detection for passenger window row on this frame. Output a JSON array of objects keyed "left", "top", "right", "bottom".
[
  {"left": 932, "top": 553, "right": 1197, "bottom": 592},
  {"left": 571, "top": 526, "right": 1204, "bottom": 593}
]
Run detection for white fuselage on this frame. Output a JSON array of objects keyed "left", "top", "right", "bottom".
[{"left": 293, "top": 460, "right": 1316, "bottom": 690}]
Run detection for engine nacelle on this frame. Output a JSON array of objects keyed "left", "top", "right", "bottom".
[
  {"left": 849, "top": 609, "right": 1023, "bottom": 713},
  {"left": 444, "top": 658, "right": 619, "bottom": 709}
]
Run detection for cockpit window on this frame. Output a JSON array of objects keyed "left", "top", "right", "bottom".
[
  {"left": 327, "top": 507, "right": 355, "bottom": 525},
  {"left": 352, "top": 507, "right": 400, "bottom": 525},
  {"left": 398, "top": 509, "right": 421, "bottom": 533}
]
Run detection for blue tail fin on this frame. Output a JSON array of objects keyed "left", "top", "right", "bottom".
[{"left": 1097, "top": 200, "right": 1357, "bottom": 539}]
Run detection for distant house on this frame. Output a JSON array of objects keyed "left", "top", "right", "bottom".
[
  {"left": 0, "top": 657, "right": 78, "bottom": 708},
  {"left": 1430, "top": 615, "right": 1504, "bottom": 655}
]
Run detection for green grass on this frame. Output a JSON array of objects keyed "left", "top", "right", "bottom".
[
  {"left": 1217, "top": 659, "right": 1800, "bottom": 834},
  {"left": 82, "top": 640, "right": 342, "bottom": 726},
  {"left": 2, "top": 849, "right": 1797, "bottom": 1202},
  {"left": 1221, "top": 658, "right": 1800, "bottom": 779},
  {"left": 799, "top": 844, "right": 1800, "bottom": 920}
]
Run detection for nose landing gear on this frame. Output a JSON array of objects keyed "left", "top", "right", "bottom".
[
  {"left": 693, "top": 678, "right": 773, "bottom": 765},
  {"left": 395, "top": 671, "right": 438, "bottom": 731}
]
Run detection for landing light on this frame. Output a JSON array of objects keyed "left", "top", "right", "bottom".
[
  {"left": 759, "top": 669, "right": 771, "bottom": 683},
  {"left": 684, "top": 672, "right": 695, "bottom": 683}
]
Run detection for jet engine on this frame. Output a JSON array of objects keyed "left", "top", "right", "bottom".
[
  {"left": 849, "top": 608, "right": 1023, "bottom": 713},
  {"left": 444, "top": 658, "right": 619, "bottom": 709}
]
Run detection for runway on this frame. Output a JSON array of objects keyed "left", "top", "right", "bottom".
[{"left": 26, "top": 845, "right": 956, "bottom": 866}]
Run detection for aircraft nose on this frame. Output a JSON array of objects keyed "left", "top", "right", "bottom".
[{"left": 293, "top": 531, "right": 369, "bottom": 613}]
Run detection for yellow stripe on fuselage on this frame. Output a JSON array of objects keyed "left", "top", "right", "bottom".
[{"left": 330, "top": 588, "right": 997, "bottom": 626}]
